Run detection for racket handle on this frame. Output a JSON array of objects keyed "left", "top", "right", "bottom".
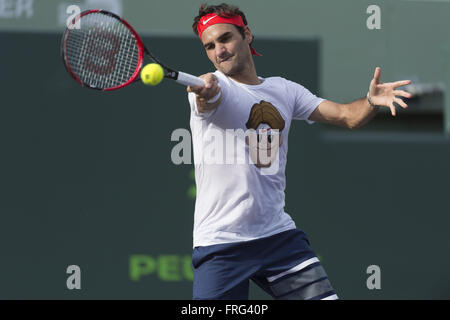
[{"left": 176, "top": 72, "right": 205, "bottom": 87}]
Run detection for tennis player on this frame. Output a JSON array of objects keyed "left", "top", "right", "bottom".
[{"left": 187, "top": 3, "right": 411, "bottom": 300}]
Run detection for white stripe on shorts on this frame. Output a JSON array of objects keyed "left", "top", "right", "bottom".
[
  {"left": 267, "top": 257, "right": 320, "bottom": 282},
  {"left": 321, "top": 294, "right": 339, "bottom": 300}
]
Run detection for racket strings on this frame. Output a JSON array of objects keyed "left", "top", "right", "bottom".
[{"left": 65, "top": 12, "right": 140, "bottom": 89}]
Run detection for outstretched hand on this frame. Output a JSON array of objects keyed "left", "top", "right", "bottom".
[
  {"left": 369, "top": 67, "right": 413, "bottom": 116},
  {"left": 186, "top": 73, "right": 220, "bottom": 102}
]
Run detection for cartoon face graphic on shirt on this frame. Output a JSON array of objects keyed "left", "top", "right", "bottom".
[{"left": 245, "top": 101, "right": 285, "bottom": 168}]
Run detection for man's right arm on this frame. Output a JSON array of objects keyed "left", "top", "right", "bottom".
[{"left": 187, "top": 73, "right": 222, "bottom": 113}]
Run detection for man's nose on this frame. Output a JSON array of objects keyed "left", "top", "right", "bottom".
[{"left": 215, "top": 44, "right": 227, "bottom": 57}]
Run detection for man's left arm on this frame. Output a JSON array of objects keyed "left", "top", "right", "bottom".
[{"left": 308, "top": 67, "right": 413, "bottom": 129}]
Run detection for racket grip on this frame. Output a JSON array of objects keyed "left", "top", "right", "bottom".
[{"left": 176, "top": 72, "right": 205, "bottom": 87}]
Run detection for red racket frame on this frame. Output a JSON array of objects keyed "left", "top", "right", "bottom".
[{"left": 62, "top": 9, "right": 145, "bottom": 91}]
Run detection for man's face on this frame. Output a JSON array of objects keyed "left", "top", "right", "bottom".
[{"left": 200, "top": 23, "right": 252, "bottom": 76}]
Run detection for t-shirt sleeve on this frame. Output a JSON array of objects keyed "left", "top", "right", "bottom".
[{"left": 287, "top": 80, "right": 325, "bottom": 124}]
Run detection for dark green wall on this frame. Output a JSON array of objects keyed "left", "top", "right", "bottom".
[{"left": 0, "top": 32, "right": 448, "bottom": 299}]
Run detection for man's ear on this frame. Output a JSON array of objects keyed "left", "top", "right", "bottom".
[{"left": 243, "top": 25, "right": 253, "bottom": 44}]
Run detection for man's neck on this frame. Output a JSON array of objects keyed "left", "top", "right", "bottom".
[
  {"left": 227, "top": 59, "right": 262, "bottom": 85},
  {"left": 229, "top": 73, "right": 262, "bottom": 85}
]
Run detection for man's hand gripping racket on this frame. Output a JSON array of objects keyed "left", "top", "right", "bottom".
[{"left": 61, "top": 9, "right": 204, "bottom": 90}]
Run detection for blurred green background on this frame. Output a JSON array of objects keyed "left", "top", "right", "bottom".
[{"left": 0, "top": 0, "right": 449, "bottom": 299}]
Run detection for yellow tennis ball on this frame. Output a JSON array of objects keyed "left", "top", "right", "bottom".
[{"left": 141, "top": 63, "right": 164, "bottom": 86}]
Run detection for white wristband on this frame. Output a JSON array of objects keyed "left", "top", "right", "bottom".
[{"left": 207, "top": 91, "right": 221, "bottom": 104}]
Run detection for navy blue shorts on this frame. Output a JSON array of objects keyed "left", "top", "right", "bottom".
[{"left": 192, "top": 229, "right": 338, "bottom": 300}]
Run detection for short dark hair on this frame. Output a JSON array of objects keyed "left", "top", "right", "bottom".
[{"left": 192, "top": 3, "right": 252, "bottom": 45}]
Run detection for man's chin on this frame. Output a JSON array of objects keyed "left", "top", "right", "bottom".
[
  {"left": 218, "top": 66, "right": 237, "bottom": 76},
  {"left": 215, "top": 60, "right": 236, "bottom": 75}
]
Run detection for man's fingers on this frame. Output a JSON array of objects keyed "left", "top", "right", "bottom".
[
  {"left": 205, "top": 74, "right": 217, "bottom": 82},
  {"left": 188, "top": 85, "right": 204, "bottom": 94},
  {"left": 393, "top": 90, "right": 413, "bottom": 99},
  {"left": 206, "top": 79, "right": 218, "bottom": 89},
  {"left": 202, "top": 83, "right": 220, "bottom": 101},
  {"left": 212, "top": 85, "right": 220, "bottom": 97},
  {"left": 390, "top": 104, "right": 396, "bottom": 117},
  {"left": 193, "top": 73, "right": 221, "bottom": 100},
  {"left": 393, "top": 80, "right": 411, "bottom": 88},
  {"left": 394, "top": 97, "right": 408, "bottom": 109},
  {"left": 373, "top": 67, "right": 381, "bottom": 84},
  {"left": 205, "top": 82, "right": 213, "bottom": 89},
  {"left": 187, "top": 85, "right": 198, "bottom": 93},
  {"left": 201, "top": 73, "right": 217, "bottom": 86}
]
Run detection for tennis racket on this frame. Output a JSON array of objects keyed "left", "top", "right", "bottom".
[{"left": 61, "top": 9, "right": 204, "bottom": 91}]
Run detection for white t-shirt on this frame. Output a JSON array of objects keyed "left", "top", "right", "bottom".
[{"left": 188, "top": 70, "right": 324, "bottom": 248}]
